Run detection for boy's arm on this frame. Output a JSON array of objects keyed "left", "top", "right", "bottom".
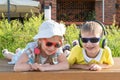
[
  {"left": 67, "top": 45, "right": 82, "bottom": 66},
  {"left": 98, "top": 64, "right": 113, "bottom": 69},
  {"left": 70, "top": 64, "right": 90, "bottom": 70},
  {"left": 70, "top": 63, "right": 112, "bottom": 71},
  {"left": 104, "top": 46, "right": 114, "bottom": 65}
]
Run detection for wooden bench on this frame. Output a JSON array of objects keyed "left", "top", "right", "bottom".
[{"left": 0, "top": 57, "right": 120, "bottom": 80}]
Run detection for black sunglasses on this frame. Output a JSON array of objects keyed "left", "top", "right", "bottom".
[{"left": 81, "top": 37, "right": 100, "bottom": 43}]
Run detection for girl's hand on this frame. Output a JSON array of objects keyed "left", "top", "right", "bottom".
[
  {"left": 30, "top": 63, "right": 50, "bottom": 71},
  {"left": 31, "top": 63, "right": 40, "bottom": 70},
  {"left": 42, "top": 63, "right": 51, "bottom": 66},
  {"left": 35, "top": 64, "right": 46, "bottom": 71},
  {"left": 89, "top": 64, "right": 102, "bottom": 71}
]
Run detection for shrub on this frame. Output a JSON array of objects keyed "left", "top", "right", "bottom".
[
  {"left": 0, "top": 15, "right": 120, "bottom": 58},
  {"left": 106, "top": 24, "right": 120, "bottom": 57},
  {"left": 0, "top": 14, "right": 43, "bottom": 58},
  {"left": 64, "top": 24, "right": 79, "bottom": 47}
]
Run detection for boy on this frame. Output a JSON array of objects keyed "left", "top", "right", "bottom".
[{"left": 67, "top": 21, "right": 114, "bottom": 71}]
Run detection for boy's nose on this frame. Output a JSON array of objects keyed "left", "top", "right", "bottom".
[{"left": 86, "top": 40, "right": 92, "bottom": 45}]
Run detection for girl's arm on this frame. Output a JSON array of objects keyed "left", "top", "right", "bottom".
[
  {"left": 14, "top": 53, "right": 32, "bottom": 71},
  {"left": 37, "top": 54, "right": 69, "bottom": 71}
]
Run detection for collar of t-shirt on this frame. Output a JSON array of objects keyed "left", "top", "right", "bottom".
[{"left": 82, "top": 48, "right": 103, "bottom": 63}]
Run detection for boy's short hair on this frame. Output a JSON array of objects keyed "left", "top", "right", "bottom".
[{"left": 81, "top": 21, "right": 104, "bottom": 37}]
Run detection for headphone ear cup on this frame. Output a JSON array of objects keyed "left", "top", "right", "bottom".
[
  {"left": 78, "top": 37, "right": 83, "bottom": 47},
  {"left": 99, "top": 36, "right": 107, "bottom": 48},
  {"left": 102, "top": 39, "right": 107, "bottom": 48}
]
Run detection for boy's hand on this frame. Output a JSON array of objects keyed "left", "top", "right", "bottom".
[{"left": 89, "top": 64, "right": 102, "bottom": 71}]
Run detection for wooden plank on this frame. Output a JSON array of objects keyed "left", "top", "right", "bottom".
[
  {"left": 0, "top": 71, "right": 120, "bottom": 80},
  {"left": 0, "top": 59, "right": 14, "bottom": 72},
  {"left": 0, "top": 58, "right": 120, "bottom": 80}
]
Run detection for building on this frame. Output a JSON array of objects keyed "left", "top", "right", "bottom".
[{"left": 39, "top": 0, "right": 120, "bottom": 25}]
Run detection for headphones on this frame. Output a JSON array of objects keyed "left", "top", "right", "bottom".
[{"left": 78, "top": 20, "right": 107, "bottom": 48}]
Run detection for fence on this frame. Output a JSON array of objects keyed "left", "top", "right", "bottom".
[{"left": 57, "top": 0, "right": 95, "bottom": 22}]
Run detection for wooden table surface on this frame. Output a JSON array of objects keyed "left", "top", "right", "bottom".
[{"left": 0, "top": 58, "right": 120, "bottom": 80}]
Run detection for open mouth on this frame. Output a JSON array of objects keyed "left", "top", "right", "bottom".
[{"left": 86, "top": 47, "right": 94, "bottom": 50}]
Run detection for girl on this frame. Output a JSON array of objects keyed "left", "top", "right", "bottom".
[{"left": 14, "top": 20, "right": 69, "bottom": 71}]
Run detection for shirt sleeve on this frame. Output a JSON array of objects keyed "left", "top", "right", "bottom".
[
  {"left": 24, "top": 42, "right": 37, "bottom": 55},
  {"left": 56, "top": 47, "right": 63, "bottom": 56},
  {"left": 103, "top": 46, "right": 114, "bottom": 65},
  {"left": 67, "top": 45, "right": 82, "bottom": 65},
  {"left": 23, "top": 42, "right": 37, "bottom": 64}
]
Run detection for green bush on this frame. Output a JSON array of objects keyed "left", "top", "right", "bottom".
[
  {"left": 106, "top": 24, "right": 120, "bottom": 57},
  {"left": 64, "top": 24, "right": 79, "bottom": 47},
  {"left": 0, "top": 14, "right": 43, "bottom": 58},
  {"left": 0, "top": 15, "right": 120, "bottom": 58}
]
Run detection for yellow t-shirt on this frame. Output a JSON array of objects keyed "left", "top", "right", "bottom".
[{"left": 67, "top": 45, "right": 114, "bottom": 66}]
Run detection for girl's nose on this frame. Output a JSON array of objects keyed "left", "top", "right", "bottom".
[{"left": 49, "top": 45, "right": 56, "bottom": 50}]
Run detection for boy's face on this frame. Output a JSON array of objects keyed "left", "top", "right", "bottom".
[{"left": 81, "top": 31, "right": 101, "bottom": 57}]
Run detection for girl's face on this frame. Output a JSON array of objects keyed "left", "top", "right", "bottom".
[
  {"left": 81, "top": 32, "right": 101, "bottom": 58},
  {"left": 39, "top": 36, "right": 62, "bottom": 55}
]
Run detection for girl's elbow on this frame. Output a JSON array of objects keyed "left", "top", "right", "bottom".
[
  {"left": 13, "top": 65, "right": 21, "bottom": 72},
  {"left": 63, "top": 62, "right": 70, "bottom": 70},
  {"left": 13, "top": 65, "right": 18, "bottom": 71}
]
